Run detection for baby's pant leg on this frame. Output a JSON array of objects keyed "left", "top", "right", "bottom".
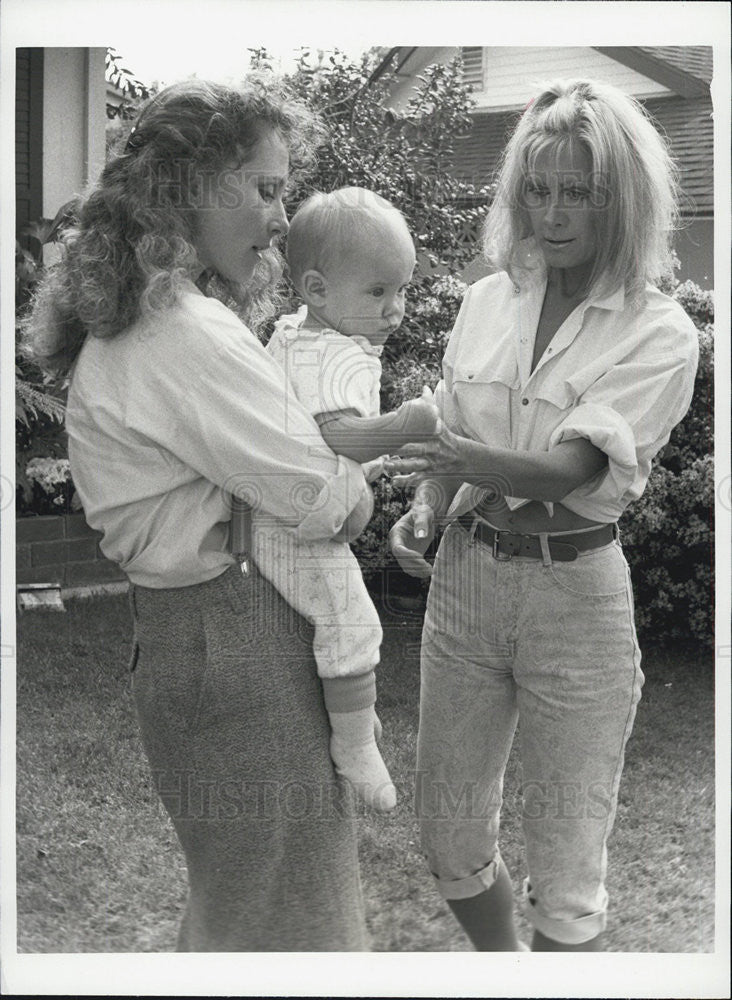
[{"left": 290, "top": 537, "right": 382, "bottom": 679}]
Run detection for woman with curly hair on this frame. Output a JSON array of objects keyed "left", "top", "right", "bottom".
[
  {"left": 25, "top": 78, "right": 374, "bottom": 951},
  {"left": 389, "top": 79, "right": 699, "bottom": 951}
]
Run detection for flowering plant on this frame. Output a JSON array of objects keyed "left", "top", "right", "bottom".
[{"left": 20, "top": 457, "right": 78, "bottom": 516}]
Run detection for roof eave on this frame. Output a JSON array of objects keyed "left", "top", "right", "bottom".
[{"left": 592, "top": 47, "right": 710, "bottom": 99}]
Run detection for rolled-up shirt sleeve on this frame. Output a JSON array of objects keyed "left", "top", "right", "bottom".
[
  {"left": 433, "top": 377, "right": 467, "bottom": 435},
  {"left": 125, "top": 295, "right": 367, "bottom": 541},
  {"left": 551, "top": 343, "right": 699, "bottom": 509}
]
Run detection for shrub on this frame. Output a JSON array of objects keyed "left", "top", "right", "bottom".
[
  {"left": 619, "top": 282, "right": 714, "bottom": 646},
  {"left": 261, "top": 48, "right": 490, "bottom": 336},
  {"left": 15, "top": 238, "right": 70, "bottom": 515},
  {"left": 279, "top": 50, "right": 490, "bottom": 277},
  {"left": 18, "top": 457, "right": 77, "bottom": 517},
  {"left": 620, "top": 455, "right": 713, "bottom": 644}
]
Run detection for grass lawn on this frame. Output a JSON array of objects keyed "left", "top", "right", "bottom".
[{"left": 15, "top": 592, "right": 714, "bottom": 952}]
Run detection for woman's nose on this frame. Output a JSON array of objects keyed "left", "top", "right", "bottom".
[
  {"left": 269, "top": 199, "right": 289, "bottom": 237},
  {"left": 544, "top": 196, "right": 566, "bottom": 228}
]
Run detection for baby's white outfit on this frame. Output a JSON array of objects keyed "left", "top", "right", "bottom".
[{"left": 254, "top": 306, "right": 383, "bottom": 680}]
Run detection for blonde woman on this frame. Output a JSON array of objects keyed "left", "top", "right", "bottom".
[
  {"left": 24, "top": 79, "right": 374, "bottom": 951},
  {"left": 389, "top": 79, "right": 699, "bottom": 951}
]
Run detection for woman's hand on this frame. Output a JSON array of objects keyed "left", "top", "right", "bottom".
[
  {"left": 384, "top": 422, "right": 466, "bottom": 479},
  {"left": 389, "top": 502, "right": 436, "bottom": 578}
]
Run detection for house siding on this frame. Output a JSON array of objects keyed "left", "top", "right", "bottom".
[
  {"left": 15, "top": 48, "right": 44, "bottom": 253},
  {"left": 470, "top": 47, "right": 671, "bottom": 109}
]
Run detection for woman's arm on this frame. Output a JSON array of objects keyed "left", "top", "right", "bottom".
[
  {"left": 126, "top": 296, "right": 373, "bottom": 541},
  {"left": 386, "top": 425, "right": 608, "bottom": 503}
]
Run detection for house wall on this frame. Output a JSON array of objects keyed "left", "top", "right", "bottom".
[
  {"left": 16, "top": 49, "right": 44, "bottom": 252},
  {"left": 41, "top": 47, "right": 106, "bottom": 258},
  {"left": 473, "top": 47, "right": 671, "bottom": 110},
  {"left": 385, "top": 46, "right": 674, "bottom": 113}
]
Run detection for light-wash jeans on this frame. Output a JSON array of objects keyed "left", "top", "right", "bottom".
[{"left": 416, "top": 519, "right": 644, "bottom": 945}]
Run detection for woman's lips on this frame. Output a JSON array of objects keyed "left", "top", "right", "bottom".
[{"left": 544, "top": 237, "right": 574, "bottom": 247}]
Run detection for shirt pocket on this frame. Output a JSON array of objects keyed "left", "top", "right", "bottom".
[
  {"left": 451, "top": 359, "right": 519, "bottom": 445},
  {"left": 524, "top": 378, "right": 577, "bottom": 446}
]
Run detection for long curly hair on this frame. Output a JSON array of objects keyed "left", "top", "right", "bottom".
[
  {"left": 24, "top": 76, "right": 324, "bottom": 373},
  {"left": 483, "top": 79, "right": 680, "bottom": 303}
]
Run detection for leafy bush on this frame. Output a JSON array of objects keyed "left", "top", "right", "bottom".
[
  {"left": 619, "top": 456, "right": 713, "bottom": 644},
  {"left": 19, "top": 457, "right": 76, "bottom": 516},
  {"left": 619, "top": 281, "right": 714, "bottom": 646},
  {"left": 260, "top": 48, "right": 490, "bottom": 331},
  {"left": 15, "top": 238, "right": 70, "bottom": 515},
  {"left": 279, "top": 50, "right": 490, "bottom": 276}
]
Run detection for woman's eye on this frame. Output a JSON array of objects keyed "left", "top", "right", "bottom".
[
  {"left": 525, "top": 183, "right": 548, "bottom": 200},
  {"left": 564, "top": 188, "right": 587, "bottom": 203},
  {"left": 258, "top": 185, "right": 276, "bottom": 203},
  {"left": 370, "top": 287, "right": 384, "bottom": 297}
]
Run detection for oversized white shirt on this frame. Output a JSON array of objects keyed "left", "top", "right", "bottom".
[
  {"left": 437, "top": 266, "right": 699, "bottom": 523},
  {"left": 66, "top": 284, "right": 367, "bottom": 587}
]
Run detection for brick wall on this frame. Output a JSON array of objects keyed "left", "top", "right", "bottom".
[{"left": 16, "top": 513, "right": 126, "bottom": 588}]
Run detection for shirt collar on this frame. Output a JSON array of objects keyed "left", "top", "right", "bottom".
[
  {"left": 588, "top": 283, "right": 626, "bottom": 312},
  {"left": 512, "top": 240, "right": 626, "bottom": 313}
]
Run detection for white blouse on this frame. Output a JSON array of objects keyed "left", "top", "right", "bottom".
[
  {"left": 66, "top": 285, "right": 367, "bottom": 588},
  {"left": 437, "top": 266, "right": 699, "bottom": 523}
]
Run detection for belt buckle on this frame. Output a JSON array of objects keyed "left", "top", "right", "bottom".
[{"left": 492, "top": 530, "right": 513, "bottom": 561}]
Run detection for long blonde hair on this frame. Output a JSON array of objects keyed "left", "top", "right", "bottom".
[
  {"left": 483, "top": 79, "right": 680, "bottom": 302},
  {"left": 23, "top": 76, "right": 323, "bottom": 373}
]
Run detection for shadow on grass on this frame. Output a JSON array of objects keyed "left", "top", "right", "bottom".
[{"left": 15, "top": 593, "right": 714, "bottom": 952}]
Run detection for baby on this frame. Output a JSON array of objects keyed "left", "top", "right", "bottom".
[{"left": 253, "top": 187, "right": 439, "bottom": 812}]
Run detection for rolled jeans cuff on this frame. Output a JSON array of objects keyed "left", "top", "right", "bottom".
[
  {"left": 321, "top": 671, "right": 377, "bottom": 714},
  {"left": 522, "top": 878, "right": 608, "bottom": 945},
  {"left": 432, "top": 855, "right": 500, "bottom": 901}
]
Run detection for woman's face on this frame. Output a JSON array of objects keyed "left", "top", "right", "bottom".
[
  {"left": 193, "top": 130, "right": 290, "bottom": 286},
  {"left": 523, "top": 142, "right": 598, "bottom": 279}
]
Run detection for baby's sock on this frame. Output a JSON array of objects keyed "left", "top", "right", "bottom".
[{"left": 328, "top": 705, "right": 397, "bottom": 813}]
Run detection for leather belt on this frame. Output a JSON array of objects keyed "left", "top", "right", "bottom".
[{"left": 456, "top": 513, "right": 617, "bottom": 562}]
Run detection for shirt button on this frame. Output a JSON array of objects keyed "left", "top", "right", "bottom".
[
  {"left": 521, "top": 397, "right": 529, "bottom": 405},
  {"left": 467, "top": 373, "right": 474, "bottom": 379},
  {"left": 547, "top": 348, "right": 553, "bottom": 353},
  {"left": 513, "top": 285, "right": 520, "bottom": 295}
]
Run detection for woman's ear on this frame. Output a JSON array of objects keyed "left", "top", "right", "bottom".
[{"left": 300, "top": 270, "right": 327, "bottom": 306}]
